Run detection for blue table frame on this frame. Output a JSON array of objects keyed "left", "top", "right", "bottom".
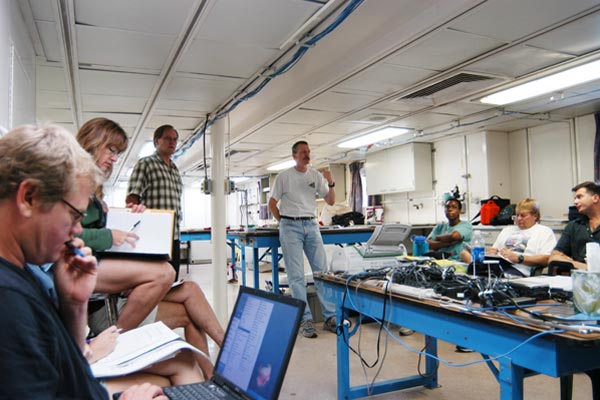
[
  {"left": 228, "top": 226, "right": 374, "bottom": 292},
  {"left": 316, "top": 274, "right": 600, "bottom": 400}
]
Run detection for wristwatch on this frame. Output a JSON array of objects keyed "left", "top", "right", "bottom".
[
  {"left": 517, "top": 254, "right": 525, "bottom": 263},
  {"left": 328, "top": 182, "right": 335, "bottom": 188}
]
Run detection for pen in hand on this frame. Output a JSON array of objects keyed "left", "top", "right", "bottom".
[
  {"left": 64, "top": 241, "right": 85, "bottom": 257},
  {"left": 129, "top": 220, "right": 141, "bottom": 232}
]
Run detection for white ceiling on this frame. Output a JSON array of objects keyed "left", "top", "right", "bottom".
[{"left": 19, "top": 0, "right": 600, "bottom": 185}]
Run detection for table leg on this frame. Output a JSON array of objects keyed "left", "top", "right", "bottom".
[
  {"left": 498, "top": 358, "right": 524, "bottom": 400},
  {"left": 272, "top": 245, "right": 280, "bottom": 293},
  {"left": 253, "top": 248, "right": 259, "bottom": 290},
  {"left": 337, "top": 306, "right": 351, "bottom": 400},
  {"left": 424, "top": 335, "right": 438, "bottom": 388},
  {"left": 240, "top": 244, "right": 246, "bottom": 287}
]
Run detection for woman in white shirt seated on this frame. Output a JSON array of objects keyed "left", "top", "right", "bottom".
[{"left": 462, "top": 198, "right": 557, "bottom": 276}]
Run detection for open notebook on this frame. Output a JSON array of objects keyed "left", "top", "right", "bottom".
[
  {"left": 354, "top": 223, "right": 411, "bottom": 257},
  {"left": 116, "top": 286, "right": 304, "bottom": 400}
]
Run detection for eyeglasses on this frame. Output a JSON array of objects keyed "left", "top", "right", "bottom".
[
  {"left": 511, "top": 213, "right": 532, "bottom": 220},
  {"left": 61, "top": 199, "right": 87, "bottom": 224},
  {"left": 107, "top": 145, "right": 120, "bottom": 159}
]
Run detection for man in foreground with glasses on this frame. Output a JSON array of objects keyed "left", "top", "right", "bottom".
[
  {"left": 0, "top": 123, "right": 167, "bottom": 399},
  {"left": 461, "top": 198, "right": 556, "bottom": 276},
  {"left": 427, "top": 198, "right": 473, "bottom": 261}
]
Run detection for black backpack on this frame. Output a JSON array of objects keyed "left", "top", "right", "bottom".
[
  {"left": 331, "top": 211, "right": 365, "bottom": 227},
  {"left": 490, "top": 204, "right": 516, "bottom": 225}
]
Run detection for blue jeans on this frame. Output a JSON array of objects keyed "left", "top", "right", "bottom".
[{"left": 279, "top": 218, "right": 336, "bottom": 322}]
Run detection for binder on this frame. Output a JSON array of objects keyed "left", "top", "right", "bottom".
[{"left": 100, "top": 208, "right": 174, "bottom": 259}]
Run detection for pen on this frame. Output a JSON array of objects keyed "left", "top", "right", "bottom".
[
  {"left": 64, "top": 241, "right": 85, "bottom": 257},
  {"left": 130, "top": 220, "right": 141, "bottom": 232}
]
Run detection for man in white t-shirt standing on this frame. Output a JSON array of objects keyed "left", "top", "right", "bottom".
[{"left": 268, "top": 141, "right": 337, "bottom": 338}]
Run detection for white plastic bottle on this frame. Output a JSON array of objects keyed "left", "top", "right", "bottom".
[{"left": 471, "top": 230, "right": 485, "bottom": 266}]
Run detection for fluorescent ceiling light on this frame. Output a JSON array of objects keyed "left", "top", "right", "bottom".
[
  {"left": 138, "top": 141, "right": 155, "bottom": 157},
  {"left": 480, "top": 59, "right": 600, "bottom": 105},
  {"left": 267, "top": 159, "right": 296, "bottom": 171},
  {"left": 338, "top": 127, "right": 411, "bottom": 149}
]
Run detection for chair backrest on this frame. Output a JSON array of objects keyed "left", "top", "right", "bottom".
[{"left": 547, "top": 260, "right": 575, "bottom": 276}]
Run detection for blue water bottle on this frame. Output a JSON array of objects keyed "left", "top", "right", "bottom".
[
  {"left": 412, "top": 235, "right": 429, "bottom": 256},
  {"left": 471, "top": 230, "right": 485, "bottom": 274}
]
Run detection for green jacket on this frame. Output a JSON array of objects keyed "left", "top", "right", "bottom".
[{"left": 78, "top": 195, "right": 113, "bottom": 252}]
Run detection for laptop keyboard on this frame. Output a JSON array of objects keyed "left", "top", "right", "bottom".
[{"left": 164, "top": 382, "right": 230, "bottom": 400}]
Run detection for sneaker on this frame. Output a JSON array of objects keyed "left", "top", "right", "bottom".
[
  {"left": 455, "top": 345, "right": 474, "bottom": 353},
  {"left": 300, "top": 319, "right": 318, "bottom": 338},
  {"left": 324, "top": 316, "right": 337, "bottom": 333},
  {"left": 398, "top": 326, "right": 415, "bottom": 336}
]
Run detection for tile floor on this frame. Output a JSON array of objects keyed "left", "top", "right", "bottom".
[{"left": 182, "top": 263, "right": 593, "bottom": 399}]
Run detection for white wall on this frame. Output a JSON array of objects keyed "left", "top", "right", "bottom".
[
  {"left": 0, "top": 0, "right": 36, "bottom": 133},
  {"left": 374, "top": 112, "right": 597, "bottom": 225},
  {"left": 508, "top": 115, "right": 595, "bottom": 220}
]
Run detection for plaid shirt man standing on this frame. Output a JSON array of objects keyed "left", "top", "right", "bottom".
[{"left": 127, "top": 124, "right": 183, "bottom": 279}]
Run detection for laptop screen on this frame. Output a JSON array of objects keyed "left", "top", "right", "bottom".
[{"left": 212, "top": 287, "right": 304, "bottom": 400}]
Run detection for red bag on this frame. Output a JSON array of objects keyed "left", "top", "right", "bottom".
[{"left": 480, "top": 200, "right": 500, "bottom": 225}]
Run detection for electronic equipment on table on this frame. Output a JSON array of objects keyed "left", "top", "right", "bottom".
[
  {"left": 330, "top": 224, "right": 411, "bottom": 275},
  {"left": 339, "top": 261, "right": 575, "bottom": 309},
  {"left": 353, "top": 223, "right": 411, "bottom": 257}
]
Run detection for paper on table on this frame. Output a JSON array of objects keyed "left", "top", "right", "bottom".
[{"left": 90, "top": 321, "right": 208, "bottom": 378}]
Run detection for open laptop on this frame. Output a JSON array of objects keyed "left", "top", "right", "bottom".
[
  {"left": 354, "top": 223, "right": 411, "bottom": 257},
  {"left": 115, "top": 286, "right": 304, "bottom": 400}
]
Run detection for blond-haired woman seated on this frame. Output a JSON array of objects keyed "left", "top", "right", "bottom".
[{"left": 461, "top": 198, "right": 556, "bottom": 276}]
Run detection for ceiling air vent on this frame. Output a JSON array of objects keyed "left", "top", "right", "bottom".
[{"left": 399, "top": 73, "right": 494, "bottom": 99}]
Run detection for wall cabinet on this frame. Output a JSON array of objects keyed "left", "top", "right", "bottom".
[{"left": 366, "top": 142, "right": 432, "bottom": 195}]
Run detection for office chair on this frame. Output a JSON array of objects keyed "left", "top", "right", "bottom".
[
  {"left": 89, "top": 293, "right": 121, "bottom": 326},
  {"left": 547, "top": 260, "right": 575, "bottom": 276},
  {"left": 529, "top": 265, "right": 546, "bottom": 276}
]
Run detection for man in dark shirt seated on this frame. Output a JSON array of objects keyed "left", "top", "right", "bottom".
[
  {"left": 0, "top": 123, "right": 167, "bottom": 399},
  {"left": 550, "top": 181, "right": 600, "bottom": 270}
]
